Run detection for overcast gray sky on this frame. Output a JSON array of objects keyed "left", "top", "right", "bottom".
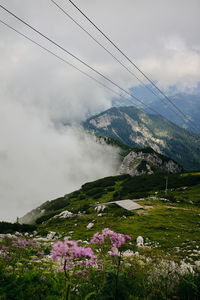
[{"left": 0, "top": 0, "right": 200, "bottom": 221}]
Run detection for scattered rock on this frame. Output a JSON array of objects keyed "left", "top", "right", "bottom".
[
  {"left": 54, "top": 210, "right": 73, "bottom": 219},
  {"left": 122, "top": 250, "right": 134, "bottom": 257},
  {"left": 118, "top": 151, "right": 182, "bottom": 176},
  {"left": 46, "top": 231, "right": 57, "bottom": 240},
  {"left": 136, "top": 236, "right": 144, "bottom": 247},
  {"left": 95, "top": 205, "right": 106, "bottom": 213},
  {"left": 195, "top": 261, "right": 200, "bottom": 267},
  {"left": 86, "top": 223, "right": 94, "bottom": 229}
]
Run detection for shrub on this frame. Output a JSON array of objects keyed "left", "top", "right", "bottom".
[
  {"left": 0, "top": 222, "right": 36, "bottom": 234},
  {"left": 35, "top": 211, "right": 58, "bottom": 224}
]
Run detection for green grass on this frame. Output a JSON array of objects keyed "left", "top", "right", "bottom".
[{"left": 34, "top": 172, "right": 200, "bottom": 259}]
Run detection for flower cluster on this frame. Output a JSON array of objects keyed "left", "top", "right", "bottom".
[
  {"left": 1, "top": 245, "right": 8, "bottom": 252},
  {"left": 91, "top": 228, "right": 131, "bottom": 256},
  {"left": 2, "top": 236, "right": 41, "bottom": 250},
  {"left": 0, "top": 245, "right": 11, "bottom": 261},
  {"left": 11, "top": 238, "right": 28, "bottom": 249},
  {"left": 50, "top": 240, "right": 95, "bottom": 269},
  {"left": 0, "top": 236, "right": 41, "bottom": 264}
]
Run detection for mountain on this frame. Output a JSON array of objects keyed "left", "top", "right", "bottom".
[
  {"left": 83, "top": 106, "right": 200, "bottom": 170},
  {"left": 148, "top": 93, "right": 200, "bottom": 133},
  {"left": 96, "top": 136, "right": 183, "bottom": 175},
  {"left": 118, "top": 149, "right": 182, "bottom": 176},
  {"left": 112, "top": 89, "right": 200, "bottom": 134}
]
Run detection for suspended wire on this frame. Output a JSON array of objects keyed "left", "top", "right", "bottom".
[
  {"left": 50, "top": 0, "right": 162, "bottom": 102},
  {"left": 68, "top": 0, "right": 200, "bottom": 133},
  {"left": 0, "top": 19, "right": 130, "bottom": 101},
  {"left": 50, "top": 0, "right": 190, "bottom": 129},
  {"left": 0, "top": 4, "right": 161, "bottom": 115}
]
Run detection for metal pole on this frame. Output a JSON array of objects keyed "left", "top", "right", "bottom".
[{"left": 165, "top": 176, "right": 168, "bottom": 194}]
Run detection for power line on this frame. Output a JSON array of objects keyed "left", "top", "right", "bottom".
[
  {"left": 0, "top": 4, "right": 161, "bottom": 115},
  {"left": 0, "top": 19, "right": 128, "bottom": 100},
  {"left": 68, "top": 0, "right": 200, "bottom": 133},
  {"left": 50, "top": 0, "right": 163, "bottom": 102},
  {"left": 51, "top": 0, "right": 191, "bottom": 129}
]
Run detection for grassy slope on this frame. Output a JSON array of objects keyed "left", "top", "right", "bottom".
[{"left": 36, "top": 172, "right": 200, "bottom": 259}]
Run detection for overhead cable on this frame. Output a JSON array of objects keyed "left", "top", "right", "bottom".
[
  {"left": 0, "top": 4, "right": 161, "bottom": 115},
  {"left": 0, "top": 19, "right": 130, "bottom": 101},
  {"left": 68, "top": 0, "right": 200, "bottom": 133},
  {"left": 50, "top": 0, "right": 162, "bottom": 102},
  {"left": 51, "top": 0, "right": 190, "bottom": 128}
]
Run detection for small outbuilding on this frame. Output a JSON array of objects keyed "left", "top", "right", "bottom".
[{"left": 95, "top": 199, "right": 143, "bottom": 211}]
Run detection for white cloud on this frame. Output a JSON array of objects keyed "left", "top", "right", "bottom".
[
  {"left": 139, "top": 37, "right": 200, "bottom": 91},
  {"left": 0, "top": 99, "right": 119, "bottom": 221}
]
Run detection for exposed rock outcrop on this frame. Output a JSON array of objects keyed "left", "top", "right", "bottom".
[{"left": 118, "top": 150, "right": 182, "bottom": 176}]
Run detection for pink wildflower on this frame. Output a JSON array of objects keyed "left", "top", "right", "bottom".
[
  {"left": 1, "top": 245, "right": 8, "bottom": 252},
  {"left": 6, "top": 256, "right": 12, "bottom": 261},
  {"left": 77, "top": 271, "right": 82, "bottom": 275},
  {"left": 37, "top": 251, "right": 44, "bottom": 256},
  {"left": 91, "top": 228, "right": 132, "bottom": 257},
  {"left": 50, "top": 240, "right": 95, "bottom": 270},
  {"left": 28, "top": 240, "right": 40, "bottom": 249},
  {"left": 41, "top": 275, "right": 46, "bottom": 281},
  {"left": 125, "top": 235, "right": 131, "bottom": 240},
  {"left": 11, "top": 238, "right": 28, "bottom": 249}
]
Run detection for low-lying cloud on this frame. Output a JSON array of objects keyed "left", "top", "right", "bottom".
[{"left": 0, "top": 99, "right": 119, "bottom": 221}]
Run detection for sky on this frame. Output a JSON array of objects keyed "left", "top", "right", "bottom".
[{"left": 0, "top": 0, "right": 200, "bottom": 221}]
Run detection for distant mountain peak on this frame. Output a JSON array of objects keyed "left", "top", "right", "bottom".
[{"left": 83, "top": 106, "right": 200, "bottom": 170}]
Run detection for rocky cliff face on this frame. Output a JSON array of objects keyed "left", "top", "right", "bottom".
[
  {"left": 118, "top": 150, "right": 182, "bottom": 176},
  {"left": 95, "top": 136, "right": 182, "bottom": 175}
]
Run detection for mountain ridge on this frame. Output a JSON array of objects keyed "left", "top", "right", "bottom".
[
  {"left": 83, "top": 106, "right": 200, "bottom": 170},
  {"left": 112, "top": 90, "right": 200, "bottom": 134},
  {"left": 96, "top": 136, "right": 183, "bottom": 176}
]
